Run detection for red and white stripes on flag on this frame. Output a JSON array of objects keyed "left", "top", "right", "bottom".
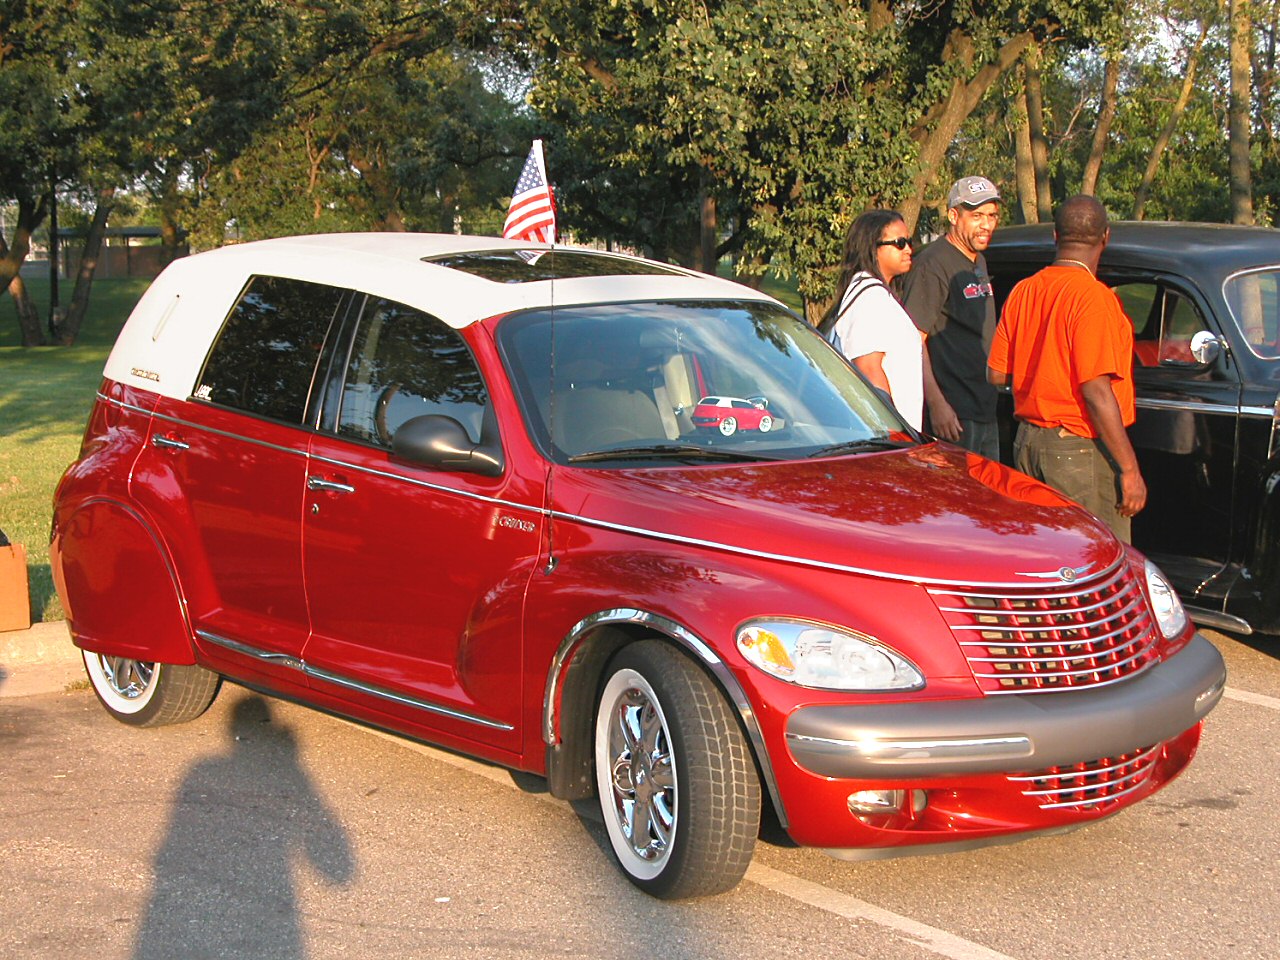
[{"left": 502, "top": 139, "right": 557, "bottom": 244}]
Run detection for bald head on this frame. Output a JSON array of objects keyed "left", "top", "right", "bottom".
[{"left": 1054, "top": 195, "right": 1109, "bottom": 247}]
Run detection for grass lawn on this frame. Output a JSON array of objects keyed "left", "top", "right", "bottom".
[{"left": 1, "top": 277, "right": 150, "bottom": 622}]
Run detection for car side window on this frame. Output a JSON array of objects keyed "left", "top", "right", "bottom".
[
  {"left": 1111, "top": 281, "right": 1207, "bottom": 369},
  {"left": 196, "top": 276, "right": 344, "bottom": 424},
  {"left": 335, "top": 298, "right": 489, "bottom": 448}
]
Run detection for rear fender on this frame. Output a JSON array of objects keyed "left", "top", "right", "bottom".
[{"left": 51, "top": 498, "right": 196, "bottom": 664}]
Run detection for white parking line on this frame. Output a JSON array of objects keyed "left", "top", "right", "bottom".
[
  {"left": 362, "top": 723, "right": 1021, "bottom": 960},
  {"left": 745, "top": 864, "right": 1018, "bottom": 960},
  {"left": 1224, "top": 686, "right": 1280, "bottom": 711}
]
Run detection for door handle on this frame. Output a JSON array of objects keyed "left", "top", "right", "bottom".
[
  {"left": 307, "top": 476, "right": 356, "bottom": 494},
  {"left": 152, "top": 434, "right": 190, "bottom": 451}
]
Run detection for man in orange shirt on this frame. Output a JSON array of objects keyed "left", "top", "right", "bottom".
[{"left": 986, "top": 195, "right": 1146, "bottom": 541}]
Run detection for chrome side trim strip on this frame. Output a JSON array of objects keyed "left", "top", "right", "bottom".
[
  {"left": 106, "top": 390, "right": 1120, "bottom": 590},
  {"left": 195, "top": 629, "right": 513, "bottom": 731},
  {"left": 305, "top": 665, "right": 514, "bottom": 731},
  {"left": 1135, "top": 396, "right": 1242, "bottom": 417},
  {"left": 197, "top": 630, "right": 304, "bottom": 671},
  {"left": 1241, "top": 405, "right": 1275, "bottom": 419},
  {"left": 1184, "top": 605, "right": 1254, "bottom": 635},
  {"left": 786, "top": 732, "right": 1033, "bottom": 762},
  {"left": 543, "top": 607, "right": 788, "bottom": 827}
]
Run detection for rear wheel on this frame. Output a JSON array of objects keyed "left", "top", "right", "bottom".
[
  {"left": 718, "top": 417, "right": 738, "bottom": 437},
  {"left": 82, "top": 651, "right": 221, "bottom": 728},
  {"left": 758, "top": 415, "right": 773, "bottom": 433},
  {"left": 594, "top": 640, "right": 760, "bottom": 899}
]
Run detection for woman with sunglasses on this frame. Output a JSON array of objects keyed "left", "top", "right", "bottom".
[{"left": 818, "top": 209, "right": 923, "bottom": 430}]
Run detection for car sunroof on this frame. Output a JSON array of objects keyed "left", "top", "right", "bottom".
[{"left": 424, "top": 249, "right": 686, "bottom": 283}]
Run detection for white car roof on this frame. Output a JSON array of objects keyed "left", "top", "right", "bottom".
[{"left": 103, "top": 233, "right": 782, "bottom": 401}]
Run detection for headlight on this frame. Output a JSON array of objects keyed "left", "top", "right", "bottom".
[
  {"left": 737, "top": 620, "right": 924, "bottom": 691},
  {"left": 1144, "top": 559, "right": 1188, "bottom": 639}
]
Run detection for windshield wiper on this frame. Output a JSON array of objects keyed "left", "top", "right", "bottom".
[
  {"left": 568, "top": 444, "right": 774, "bottom": 464},
  {"left": 806, "top": 437, "right": 914, "bottom": 458}
]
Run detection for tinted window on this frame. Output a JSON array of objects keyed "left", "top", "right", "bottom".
[
  {"left": 196, "top": 276, "right": 342, "bottom": 423},
  {"left": 336, "top": 298, "right": 488, "bottom": 447}
]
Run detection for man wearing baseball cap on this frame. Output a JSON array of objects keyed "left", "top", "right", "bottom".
[{"left": 901, "top": 175, "right": 1002, "bottom": 459}]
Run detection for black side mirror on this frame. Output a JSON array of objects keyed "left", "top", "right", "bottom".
[{"left": 391, "top": 415, "right": 503, "bottom": 477}]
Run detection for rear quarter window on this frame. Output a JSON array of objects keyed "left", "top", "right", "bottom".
[{"left": 195, "top": 276, "right": 344, "bottom": 423}]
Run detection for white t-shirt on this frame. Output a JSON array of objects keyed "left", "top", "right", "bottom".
[{"left": 830, "top": 273, "right": 924, "bottom": 430}]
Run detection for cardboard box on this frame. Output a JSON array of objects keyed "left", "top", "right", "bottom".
[{"left": 0, "top": 543, "right": 32, "bottom": 633}]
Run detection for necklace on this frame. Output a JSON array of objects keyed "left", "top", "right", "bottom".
[{"left": 1053, "top": 258, "right": 1093, "bottom": 272}]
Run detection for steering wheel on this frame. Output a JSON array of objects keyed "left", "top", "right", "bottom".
[{"left": 374, "top": 383, "right": 402, "bottom": 445}]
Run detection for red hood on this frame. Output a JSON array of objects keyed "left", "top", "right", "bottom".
[{"left": 551, "top": 444, "right": 1123, "bottom": 585}]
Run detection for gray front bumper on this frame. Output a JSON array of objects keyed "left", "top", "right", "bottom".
[{"left": 785, "top": 633, "right": 1226, "bottom": 779}]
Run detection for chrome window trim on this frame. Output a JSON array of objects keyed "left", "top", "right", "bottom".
[{"left": 196, "top": 629, "right": 513, "bottom": 731}]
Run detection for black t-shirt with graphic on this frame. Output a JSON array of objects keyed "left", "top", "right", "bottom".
[{"left": 901, "top": 237, "right": 998, "bottom": 423}]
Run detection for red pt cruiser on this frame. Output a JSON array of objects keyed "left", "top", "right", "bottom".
[{"left": 51, "top": 234, "right": 1227, "bottom": 899}]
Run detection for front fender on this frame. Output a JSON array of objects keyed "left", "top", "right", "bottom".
[{"left": 51, "top": 497, "right": 196, "bottom": 664}]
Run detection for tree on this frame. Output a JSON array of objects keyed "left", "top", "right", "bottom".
[{"left": 520, "top": 0, "right": 1119, "bottom": 320}]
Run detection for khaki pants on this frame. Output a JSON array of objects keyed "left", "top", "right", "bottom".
[{"left": 1013, "top": 421, "right": 1130, "bottom": 542}]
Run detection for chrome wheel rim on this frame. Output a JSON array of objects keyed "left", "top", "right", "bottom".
[
  {"left": 602, "top": 671, "right": 677, "bottom": 869},
  {"left": 99, "top": 655, "right": 155, "bottom": 699}
]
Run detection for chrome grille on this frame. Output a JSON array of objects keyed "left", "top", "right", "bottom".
[
  {"left": 928, "top": 561, "right": 1160, "bottom": 694},
  {"left": 1008, "top": 745, "right": 1160, "bottom": 810}
]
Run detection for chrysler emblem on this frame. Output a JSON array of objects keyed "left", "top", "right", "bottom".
[{"left": 1016, "top": 563, "right": 1095, "bottom": 583}]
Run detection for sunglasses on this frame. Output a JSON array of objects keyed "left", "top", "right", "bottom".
[{"left": 876, "top": 237, "right": 913, "bottom": 250}]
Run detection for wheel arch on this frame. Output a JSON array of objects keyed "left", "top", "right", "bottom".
[
  {"left": 52, "top": 497, "right": 197, "bottom": 664},
  {"left": 541, "top": 607, "right": 787, "bottom": 827}
]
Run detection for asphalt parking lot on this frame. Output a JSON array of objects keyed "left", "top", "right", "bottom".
[{"left": 2, "top": 623, "right": 1277, "bottom": 959}]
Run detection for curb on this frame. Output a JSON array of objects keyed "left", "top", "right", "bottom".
[{"left": 0, "top": 621, "right": 84, "bottom": 699}]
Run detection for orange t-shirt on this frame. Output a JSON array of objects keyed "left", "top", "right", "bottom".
[{"left": 988, "top": 265, "right": 1135, "bottom": 438}]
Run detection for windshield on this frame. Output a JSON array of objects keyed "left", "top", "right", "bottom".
[
  {"left": 1224, "top": 268, "right": 1280, "bottom": 360},
  {"left": 497, "top": 299, "right": 911, "bottom": 465}
]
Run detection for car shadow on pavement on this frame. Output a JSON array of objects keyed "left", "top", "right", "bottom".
[{"left": 131, "top": 694, "right": 355, "bottom": 960}]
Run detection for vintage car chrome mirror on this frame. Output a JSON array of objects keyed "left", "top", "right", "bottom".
[{"left": 1189, "top": 330, "right": 1224, "bottom": 365}]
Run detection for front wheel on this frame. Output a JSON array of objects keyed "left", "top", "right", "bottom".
[
  {"left": 718, "top": 417, "right": 738, "bottom": 437},
  {"left": 757, "top": 415, "right": 773, "bottom": 433},
  {"left": 594, "top": 641, "right": 760, "bottom": 899},
  {"left": 83, "top": 651, "right": 221, "bottom": 728}
]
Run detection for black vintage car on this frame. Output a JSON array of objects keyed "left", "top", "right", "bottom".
[{"left": 985, "top": 222, "right": 1280, "bottom": 637}]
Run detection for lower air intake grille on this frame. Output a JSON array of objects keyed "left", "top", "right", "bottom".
[{"left": 1008, "top": 745, "right": 1160, "bottom": 810}]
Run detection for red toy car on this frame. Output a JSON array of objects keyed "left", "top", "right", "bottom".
[
  {"left": 691, "top": 395, "right": 777, "bottom": 436},
  {"left": 51, "top": 234, "right": 1226, "bottom": 901}
]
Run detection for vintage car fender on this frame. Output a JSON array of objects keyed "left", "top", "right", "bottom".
[{"left": 51, "top": 497, "right": 197, "bottom": 664}]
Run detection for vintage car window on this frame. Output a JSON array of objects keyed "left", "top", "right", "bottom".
[
  {"left": 335, "top": 298, "right": 489, "bottom": 448},
  {"left": 1112, "top": 281, "right": 1206, "bottom": 368},
  {"left": 195, "top": 275, "right": 344, "bottom": 424},
  {"left": 497, "top": 299, "right": 908, "bottom": 463},
  {"left": 1224, "top": 269, "right": 1280, "bottom": 359}
]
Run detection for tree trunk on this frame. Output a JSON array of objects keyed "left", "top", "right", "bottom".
[
  {"left": 1081, "top": 57, "right": 1121, "bottom": 196},
  {"left": 698, "top": 189, "right": 717, "bottom": 275},
  {"left": 6, "top": 275, "right": 44, "bottom": 346},
  {"left": 1133, "top": 22, "right": 1211, "bottom": 220},
  {"left": 901, "top": 29, "right": 1039, "bottom": 233},
  {"left": 1230, "top": 0, "right": 1255, "bottom": 225},
  {"left": 1024, "top": 45, "right": 1052, "bottom": 220},
  {"left": 1014, "top": 69, "right": 1038, "bottom": 223},
  {"left": 1, "top": 195, "right": 50, "bottom": 346},
  {"left": 58, "top": 188, "right": 116, "bottom": 345}
]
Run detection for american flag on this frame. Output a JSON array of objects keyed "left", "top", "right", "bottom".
[{"left": 502, "top": 140, "right": 557, "bottom": 244}]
